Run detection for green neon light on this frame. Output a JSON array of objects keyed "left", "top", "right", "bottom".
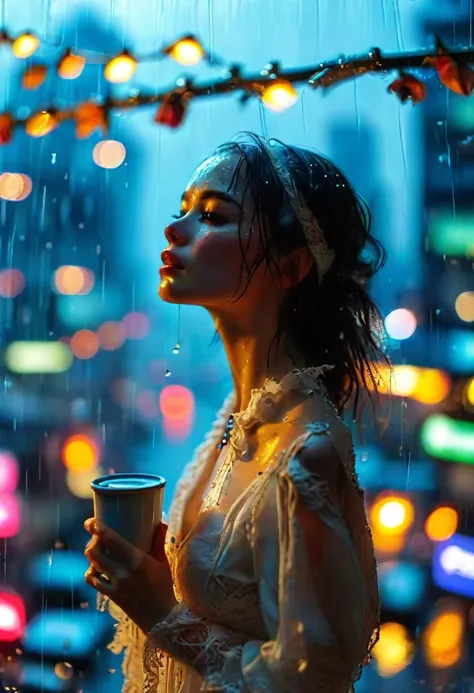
[
  {"left": 421, "top": 414, "right": 474, "bottom": 464},
  {"left": 427, "top": 211, "right": 474, "bottom": 258}
]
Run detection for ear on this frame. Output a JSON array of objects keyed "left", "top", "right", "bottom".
[{"left": 274, "top": 246, "right": 314, "bottom": 289}]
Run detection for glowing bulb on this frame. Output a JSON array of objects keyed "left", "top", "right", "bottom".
[
  {"left": 12, "top": 32, "right": 39, "bottom": 58},
  {"left": 26, "top": 111, "right": 59, "bottom": 138},
  {"left": 261, "top": 81, "right": 298, "bottom": 112},
  {"left": 104, "top": 51, "right": 137, "bottom": 84},
  {"left": 385, "top": 308, "right": 417, "bottom": 340},
  {"left": 58, "top": 51, "right": 86, "bottom": 80},
  {"left": 169, "top": 37, "right": 204, "bottom": 66}
]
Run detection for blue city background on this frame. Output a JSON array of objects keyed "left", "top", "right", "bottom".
[{"left": 0, "top": 0, "right": 473, "bottom": 691}]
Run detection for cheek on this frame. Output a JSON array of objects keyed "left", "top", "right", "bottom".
[{"left": 193, "top": 228, "right": 245, "bottom": 266}]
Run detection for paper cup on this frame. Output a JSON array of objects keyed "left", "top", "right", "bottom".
[{"left": 91, "top": 473, "right": 166, "bottom": 553}]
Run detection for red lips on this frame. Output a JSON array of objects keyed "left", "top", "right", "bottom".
[{"left": 160, "top": 250, "right": 185, "bottom": 270}]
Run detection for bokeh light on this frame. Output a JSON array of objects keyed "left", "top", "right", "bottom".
[
  {"left": 160, "top": 385, "right": 195, "bottom": 439},
  {"left": 93, "top": 140, "right": 127, "bottom": 169},
  {"left": 425, "top": 506, "right": 459, "bottom": 542},
  {"left": 455, "top": 291, "right": 474, "bottom": 322},
  {"left": 66, "top": 465, "right": 105, "bottom": 499},
  {"left": 371, "top": 494, "right": 415, "bottom": 536},
  {"left": 61, "top": 434, "right": 99, "bottom": 473},
  {"left": 137, "top": 390, "right": 160, "bottom": 419},
  {"left": 70, "top": 330, "right": 100, "bottom": 359},
  {"left": 372, "top": 622, "right": 414, "bottom": 678},
  {"left": 5, "top": 341, "right": 73, "bottom": 374},
  {"left": 424, "top": 608, "right": 464, "bottom": 669},
  {"left": 261, "top": 81, "right": 298, "bottom": 112},
  {"left": 0, "top": 451, "right": 19, "bottom": 494},
  {"left": 0, "top": 590, "right": 26, "bottom": 642},
  {"left": 121, "top": 311, "right": 150, "bottom": 339},
  {"left": 384, "top": 308, "right": 417, "bottom": 340},
  {"left": 97, "top": 321, "right": 126, "bottom": 351},
  {"left": 466, "top": 377, "right": 474, "bottom": 406},
  {"left": 0, "top": 173, "right": 32, "bottom": 201},
  {"left": 0, "top": 269, "right": 25, "bottom": 297},
  {"left": 0, "top": 494, "right": 21, "bottom": 538},
  {"left": 54, "top": 266, "right": 95, "bottom": 295}
]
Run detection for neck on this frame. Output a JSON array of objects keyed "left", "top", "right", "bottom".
[{"left": 210, "top": 299, "right": 304, "bottom": 412}]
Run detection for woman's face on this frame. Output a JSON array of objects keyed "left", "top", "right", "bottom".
[{"left": 159, "top": 151, "right": 272, "bottom": 310}]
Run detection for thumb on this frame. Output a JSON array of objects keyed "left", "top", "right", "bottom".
[{"left": 152, "top": 521, "right": 168, "bottom": 562}]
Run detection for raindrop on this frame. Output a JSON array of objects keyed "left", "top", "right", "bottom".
[
  {"left": 54, "top": 540, "right": 65, "bottom": 549},
  {"left": 165, "top": 369, "right": 172, "bottom": 377},
  {"left": 108, "top": 668, "right": 116, "bottom": 674},
  {"left": 172, "top": 343, "right": 180, "bottom": 355}
]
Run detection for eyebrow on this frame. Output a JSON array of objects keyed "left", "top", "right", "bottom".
[{"left": 181, "top": 189, "right": 242, "bottom": 209}]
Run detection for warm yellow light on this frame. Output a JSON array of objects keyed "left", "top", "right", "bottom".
[
  {"left": 12, "top": 32, "right": 39, "bottom": 58},
  {"left": 66, "top": 465, "right": 105, "bottom": 499},
  {"left": 466, "top": 377, "right": 474, "bottom": 406},
  {"left": 58, "top": 51, "right": 86, "bottom": 80},
  {"left": 425, "top": 506, "right": 458, "bottom": 542},
  {"left": 372, "top": 622, "right": 413, "bottom": 678},
  {"left": 455, "top": 291, "right": 474, "bottom": 323},
  {"left": 424, "top": 610, "right": 464, "bottom": 669},
  {"left": 26, "top": 111, "right": 59, "bottom": 138},
  {"left": 370, "top": 494, "right": 415, "bottom": 536},
  {"left": 169, "top": 37, "right": 204, "bottom": 66},
  {"left": 104, "top": 51, "right": 137, "bottom": 84},
  {"left": 62, "top": 434, "right": 99, "bottom": 473},
  {"left": 261, "top": 81, "right": 298, "bottom": 112},
  {"left": 415, "top": 368, "right": 451, "bottom": 405}
]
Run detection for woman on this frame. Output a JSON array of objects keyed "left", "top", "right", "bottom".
[{"left": 84, "top": 132, "right": 388, "bottom": 693}]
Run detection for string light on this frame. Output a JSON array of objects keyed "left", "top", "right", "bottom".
[
  {"left": 261, "top": 80, "right": 298, "bottom": 112},
  {"left": 104, "top": 50, "right": 138, "bottom": 84},
  {"left": 58, "top": 50, "right": 86, "bottom": 79},
  {"left": 0, "top": 32, "right": 473, "bottom": 142},
  {"left": 167, "top": 35, "right": 205, "bottom": 66},
  {"left": 11, "top": 31, "right": 39, "bottom": 58},
  {"left": 25, "top": 110, "right": 59, "bottom": 138}
]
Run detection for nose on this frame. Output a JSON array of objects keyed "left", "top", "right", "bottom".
[{"left": 165, "top": 220, "right": 190, "bottom": 246}]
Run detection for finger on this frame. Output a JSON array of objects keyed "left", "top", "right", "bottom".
[
  {"left": 85, "top": 566, "right": 114, "bottom": 597},
  {"left": 84, "top": 519, "right": 137, "bottom": 559},
  {"left": 152, "top": 522, "right": 168, "bottom": 562},
  {"left": 84, "top": 541, "right": 122, "bottom": 578}
]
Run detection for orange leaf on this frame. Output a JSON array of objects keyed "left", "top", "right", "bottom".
[
  {"left": 388, "top": 72, "right": 426, "bottom": 104},
  {"left": 433, "top": 35, "right": 474, "bottom": 96},
  {"left": 75, "top": 102, "right": 107, "bottom": 139},
  {"left": 22, "top": 64, "right": 48, "bottom": 90}
]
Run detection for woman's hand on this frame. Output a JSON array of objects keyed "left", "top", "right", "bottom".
[{"left": 84, "top": 518, "right": 178, "bottom": 634}]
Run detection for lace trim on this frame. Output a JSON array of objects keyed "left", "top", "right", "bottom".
[{"left": 202, "top": 366, "right": 334, "bottom": 514}]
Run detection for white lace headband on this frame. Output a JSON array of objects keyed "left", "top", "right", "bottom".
[{"left": 263, "top": 140, "right": 336, "bottom": 284}]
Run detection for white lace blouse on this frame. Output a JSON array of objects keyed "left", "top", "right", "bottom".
[{"left": 98, "top": 367, "right": 380, "bottom": 693}]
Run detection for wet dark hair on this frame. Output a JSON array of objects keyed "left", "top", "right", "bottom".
[{"left": 213, "top": 132, "right": 390, "bottom": 422}]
